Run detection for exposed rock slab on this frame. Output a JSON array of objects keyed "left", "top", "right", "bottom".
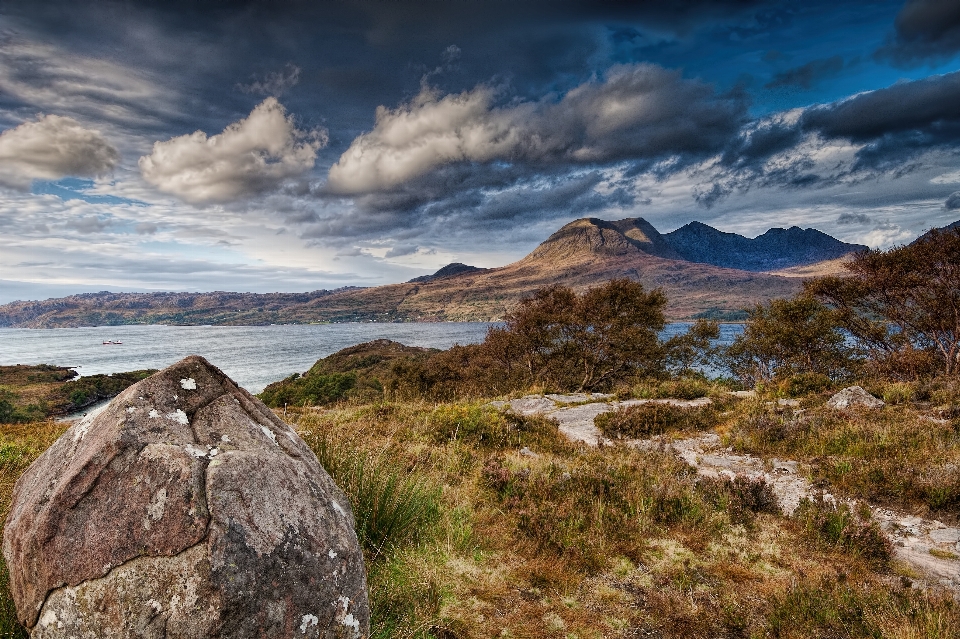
[
  {"left": 3, "top": 355, "right": 369, "bottom": 638},
  {"left": 827, "top": 386, "right": 885, "bottom": 410}
]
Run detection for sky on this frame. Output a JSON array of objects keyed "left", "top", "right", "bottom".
[{"left": 2, "top": 0, "right": 960, "bottom": 303}]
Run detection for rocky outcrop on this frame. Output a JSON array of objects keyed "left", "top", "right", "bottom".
[
  {"left": 3, "top": 355, "right": 368, "bottom": 638},
  {"left": 826, "top": 386, "right": 885, "bottom": 410}
]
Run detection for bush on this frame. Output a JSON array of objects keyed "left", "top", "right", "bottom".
[
  {"left": 724, "top": 296, "right": 856, "bottom": 386},
  {"left": 482, "top": 279, "right": 667, "bottom": 393},
  {"left": 780, "top": 372, "right": 833, "bottom": 397},
  {"left": 260, "top": 371, "right": 357, "bottom": 407},
  {"left": 595, "top": 403, "right": 720, "bottom": 439},
  {"left": 699, "top": 475, "right": 780, "bottom": 526},
  {"left": 795, "top": 495, "right": 891, "bottom": 567},
  {"left": 882, "top": 382, "right": 914, "bottom": 405}
]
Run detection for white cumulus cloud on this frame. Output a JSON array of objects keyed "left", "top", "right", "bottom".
[
  {"left": 327, "top": 64, "right": 744, "bottom": 194},
  {"left": 0, "top": 115, "right": 119, "bottom": 190},
  {"left": 139, "top": 97, "right": 326, "bottom": 204}
]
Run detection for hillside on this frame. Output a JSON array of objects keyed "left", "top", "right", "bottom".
[
  {"left": 0, "top": 217, "right": 814, "bottom": 327},
  {"left": 664, "top": 221, "right": 867, "bottom": 271}
]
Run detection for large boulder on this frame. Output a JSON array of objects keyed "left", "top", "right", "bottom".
[
  {"left": 3, "top": 355, "right": 368, "bottom": 638},
  {"left": 826, "top": 386, "right": 885, "bottom": 410}
]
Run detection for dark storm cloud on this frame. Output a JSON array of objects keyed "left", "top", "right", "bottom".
[
  {"left": 327, "top": 64, "right": 747, "bottom": 194},
  {"left": 718, "top": 68, "right": 960, "bottom": 189},
  {"left": 838, "top": 212, "right": 872, "bottom": 225},
  {"left": 876, "top": 0, "right": 960, "bottom": 67},
  {"left": 765, "top": 55, "right": 845, "bottom": 89},
  {"left": 946, "top": 191, "right": 960, "bottom": 210},
  {"left": 800, "top": 69, "right": 960, "bottom": 170},
  {"left": 801, "top": 70, "right": 960, "bottom": 141}
]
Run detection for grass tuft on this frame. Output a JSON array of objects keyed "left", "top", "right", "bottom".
[{"left": 306, "top": 431, "right": 442, "bottom": 560}]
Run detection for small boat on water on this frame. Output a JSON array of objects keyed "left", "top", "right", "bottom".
[{"left": 102, "top": 340, "right": 123, "bottom": 345}]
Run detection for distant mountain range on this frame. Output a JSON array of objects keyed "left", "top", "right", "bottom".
[
  {"left": 662, "top": 221, "right": 868, "bottom": 271},
  {"left": 2, "top": 217, "right": 947, "bottom": 328}
]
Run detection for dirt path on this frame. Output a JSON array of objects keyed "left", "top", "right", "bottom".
[{"left": 493, "top": 394, "right": 960, "bottom": 593}]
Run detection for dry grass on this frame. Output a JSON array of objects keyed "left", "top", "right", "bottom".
[
  {"left": 0, "top": 401, "right": 958, "bottom": 638},
  {"left": 725, "top": 399, "right": 960, "bottom": 521},
  {"left": 289, "top": 400, "right": 960, "bottom": 638},
  {"left": 0, "top": 420, "right": 66, "bottom": 639}
]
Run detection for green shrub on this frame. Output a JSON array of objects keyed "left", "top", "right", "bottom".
[
  {"left": 654, "top": 378, "right": 712, "bottom": 400},
  {"left": 427, "top": 404, "right": 513, "bottom": 448},
  {"left": 882, "top": 382, "right": 914, "bottom": 405},
  {"left": 260, "top": 372, "right": 357, "bottom": 407},
  {"left": 781, "top": 372, "right": 833, "bottom": 397}
]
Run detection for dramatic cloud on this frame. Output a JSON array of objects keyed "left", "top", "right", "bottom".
[
  {"left": 877, "top": 0, "right": 960, "bottom": 66},
  {"left": 765, "top": 56, "right": 845, "bottom": 90},
  {"left": 139, "top": 98, "right": 326, "bottom": 204},
  {"left": 717, "top": 70, "right": 960, "bottom": 192},
  {"left": 801, "top": 70, "right": 960, "bottom": 141},
  {"left": 837, "top": 212, "right": 872, "bottom": 224},
  {"left": 0, "top": 115, "right": 118, "bottom": 189},
  {"left": 0, "top": 35, "right": 172, "bottom": 127},
  {"left": 946, "top": 191, "right": 960, "bottom": 210},
  {"left": 327, "top": 64, "right": 745, "bottom": 194}
]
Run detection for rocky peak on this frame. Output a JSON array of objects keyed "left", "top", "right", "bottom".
[
  {"left": 408, "top": 262, "right": 485, "bottom": 283},
  {"left": 523, "top": 217, "right": 681, "bottom": 263},
  {"left": 664, "top": 221, "right": 867, "bottom": 272}
]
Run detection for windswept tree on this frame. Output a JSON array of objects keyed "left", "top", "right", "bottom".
[
  {"left": 486, "top": 279, "right": 667, "bottom": 392},
  {"left": 724, "top": 296, "right": 854, "bottom": 386},
  {"left": 664, "top": 318, "right": 720, "bottom": 377},
  {"left": 807, "top": 228, "right": 960, "bottom": 378}
]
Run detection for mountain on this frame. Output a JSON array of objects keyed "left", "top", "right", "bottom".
[
  {"left": 913, "top": 218, "right": 960, "bottom": 244},
  {"left": 0, "top": 217, "right": 806, "bottom": 326},
  {"left": 663, "top": 221, "right": 867, "bottom": 272},
  {"left": 408, "top": 263, "right": 487, "bottom": 283}
]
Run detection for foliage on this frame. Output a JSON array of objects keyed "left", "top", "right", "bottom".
[
  {"left": 807, "top": 227, "right": 960, "bottom": 378},
  {"left": 260, "top": 340, "right": 437, "bottom": 407},
  {"left": 663, "top": 319, "right": 720, "bottom": 376},
  {"left": 595, "top": 402, "right": 720, "bottom": 439},
  {"left": 260, "top": 371, "right": 357, "bottom": 407},
  {"left": 386, "top": 279, "right": 679, "bottom": 399},
  {"left": 0, "top": 391, "right": 44, "bottom": 425},
  {"left": 484, "top": 279, "right": 667, "bottom": 392},
  {"left": 794, "top": 496, "right": 892, "bottom": 566},
  {"left": 724, "top": 296, "right": 856, "bottom": 386}
]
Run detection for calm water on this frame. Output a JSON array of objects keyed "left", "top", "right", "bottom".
[{"left": 0, "top": 322, "right": 743, "bottom": 393}]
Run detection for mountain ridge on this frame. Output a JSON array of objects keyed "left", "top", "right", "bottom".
[
  {"left": 0, "top": 217, "right": 877, "bottom": 327},
  {"left": 663, "top": 221, "right": 868, "bottom": 272}
]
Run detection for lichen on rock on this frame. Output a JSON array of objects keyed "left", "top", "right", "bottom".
[{"left": 3, "top": 355, "right": 369, "bottom": 638}]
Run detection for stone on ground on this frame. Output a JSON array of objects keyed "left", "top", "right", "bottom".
[
  {"left": 3, "top": 355, "right": 368, "bottom": 639},
  {"left": 826, "top": 385, "right": 885, "bottom": 410}
]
